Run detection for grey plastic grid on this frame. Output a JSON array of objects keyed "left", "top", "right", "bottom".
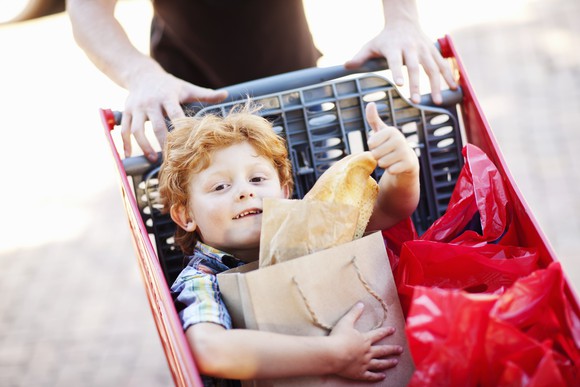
[
  {"left": 198, "top": 74, "right": 464, "bottom": 233},
  {"left": 127, "top": 73, "right": 464, "bottom": 285}
]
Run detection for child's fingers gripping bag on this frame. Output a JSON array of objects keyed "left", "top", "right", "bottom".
[{"left": 390, "top": 144, "right": 580, "bottom": 385}]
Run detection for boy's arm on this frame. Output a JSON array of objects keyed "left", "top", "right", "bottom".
[
  {"left": 186, "top": 303, "right": 401, "bottom": 381},
  {"left": 365, "top": 102, "right": 421, "bottom": 231}
]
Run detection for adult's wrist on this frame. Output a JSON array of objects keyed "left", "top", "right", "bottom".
[{"left": 122, "top": 56, "right": 166, "bottom": 90}]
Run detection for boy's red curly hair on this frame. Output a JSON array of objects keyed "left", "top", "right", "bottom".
[{"left": 159, "top": 103, "right": 294, "bottom": 256}]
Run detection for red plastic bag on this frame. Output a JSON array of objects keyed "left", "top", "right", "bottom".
[
  {"left": 406, "top": 263, "right": 580, "bottom": 386},
  {"left": 405, "top": 286, "right": 498, "bottom": 386},
  {"left": 487, "top": 262, "right": 580, "bottom": 385},
  {"left": 420, "top": 144, "right": 517, "bottom": 245},
  {"left": 382, "top": 217, "right": 418, "bottom": 269},
  {"left": 394, "top": 144, "right": 539, "bottom": 313},
  {"left": 395, "top": 241, "right": 539, "bottom": 315},
  {"left": 394, "top": 144, "right": 580, "bottom": 385}
]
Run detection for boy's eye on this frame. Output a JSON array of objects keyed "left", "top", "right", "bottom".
[
  {"left": 213, "top": 183, "right": 228, "bottom": 191},
  {"left": 250, "top": 176, "right": 266, "bottom": 183}
]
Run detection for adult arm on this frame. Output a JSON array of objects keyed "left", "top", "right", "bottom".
[
  {"left": 345, "top": 0, "right": 457, "bottom": 105},
  {"left": 67, "top": 0, "right": 227, "bottom": 162}
]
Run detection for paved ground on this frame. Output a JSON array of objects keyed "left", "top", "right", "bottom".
[{"left": 0, "top": 0, "right": 578, "bottom": 386}]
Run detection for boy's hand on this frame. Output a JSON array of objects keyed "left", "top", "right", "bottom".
[
  {"left": 366, "top": 102, "right": 419, "bottom": 177},
  {"left": 329, "top": 302, "right": 402, "bottom": 382},
  {"left": 362, "top": 101, "right": 420, "bottom": 230}
]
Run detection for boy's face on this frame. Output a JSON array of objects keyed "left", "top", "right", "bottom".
[{"left": 181, "top": 142, "right": 288, "bottom": 261}]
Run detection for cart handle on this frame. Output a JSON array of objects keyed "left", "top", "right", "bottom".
[
  {"left": 110, "top": 58, "right": 390, "bottom": 125},
  {"left": 201, "top": 40, "right": 448, "bottom": 105},
  {"left": 214, "top": 58, "right": 389, "bottom": 105},
  {"left": 110, "top": 41, "right": 462, "bottom": 124},
  {"left": 186, "top": 41, "right": 463, "bottom": 112}
]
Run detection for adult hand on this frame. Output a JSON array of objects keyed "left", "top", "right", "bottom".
[
  {"left": 121, "top": 69, "right": 228, "bottom": 162},
  {"left": 345, "top": 17, "right": 457, "bottom": 105}
]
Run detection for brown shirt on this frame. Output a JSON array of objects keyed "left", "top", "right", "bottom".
[{"left": 151, "top": 0, "right": 322, "bottom": 89}]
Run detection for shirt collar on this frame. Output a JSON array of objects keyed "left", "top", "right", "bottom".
[{"left": 195, "top": 241, "right": 245, "bottom": 269}]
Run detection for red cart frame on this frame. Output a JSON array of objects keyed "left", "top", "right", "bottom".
[{"left": 100, "top": 35, "right": 580, "bottom": 386}]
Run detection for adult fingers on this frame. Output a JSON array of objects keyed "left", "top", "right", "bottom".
[
  {"left": 148, "top": 108, "right": 170, "bottom": 160},
  {"left": 131, "top": 111, "right": 157, "bottom": 163},
  {"left": 120, "top": 111, "right": 133, "bottom": 159},
  {"left": 403, "top": 50, "right": 421, "bottom": 104},
  {"left": 344, "top": 44, "right": 373, "bottom": 69},
  {"left": 183, "top": 85, "right": 228, "bottom": 104},
  {"left": 384, "top": 49, "right": 405, "bottom": 87},
  {"left": 163, "top": 100, "right": 186, "bottom": 122},
  {"left": 432, "top": 46, "right": 458, "bottom": 90},
  {"left": 419, "top": 50, "right": 443, "bottom": 105}
]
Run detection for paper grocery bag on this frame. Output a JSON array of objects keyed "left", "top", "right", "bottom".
[
  {"left": 217, "top": 232, "right": 415, "bottom": 386},
  {"left": 259, "top": 198, "right": 359, "bottom": 267}
]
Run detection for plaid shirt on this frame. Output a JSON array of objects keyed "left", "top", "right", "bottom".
[{"left": 171, "top": 242, "right": 246, "bottom": 331}]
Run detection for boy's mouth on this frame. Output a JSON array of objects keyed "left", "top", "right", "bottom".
[{"left": 233, "top": 209, "right": 263, "bottom": 219}]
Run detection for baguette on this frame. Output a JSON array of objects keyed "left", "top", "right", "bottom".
[{"left": 304, "top": 152, "right": 378, "bottom": 239}]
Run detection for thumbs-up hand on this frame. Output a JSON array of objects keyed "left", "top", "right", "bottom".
[{"left": 366, "top": 102, "right": 419, "bottom": 176}]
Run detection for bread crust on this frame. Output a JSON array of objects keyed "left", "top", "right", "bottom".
[{"left": 304, "top": 152, "right": 378, "bottom": 238}]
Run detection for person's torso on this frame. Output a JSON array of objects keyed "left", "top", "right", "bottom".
[{"left": 151, "top": 0, "right": 321, "bottom": 88}]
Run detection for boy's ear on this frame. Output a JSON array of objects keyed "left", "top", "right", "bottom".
[
  {"left": 170, "top": 204, "right": 196, "bottom": 232},
  {"left": 282, "top": 184, "right": 291, "bottom": 199}
]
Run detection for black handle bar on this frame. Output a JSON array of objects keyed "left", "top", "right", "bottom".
[
  {"left": 113, "top": 42, "right": 462, "bottom": 124},
  {"left": 187, "top": 57, "right": 463, "bottom": 111},
  {"left": 113, "top": 58, "right": 389, "bottom": 124},
  {"left": 214, "top": 58, "right": 389, "bottom": 105}
]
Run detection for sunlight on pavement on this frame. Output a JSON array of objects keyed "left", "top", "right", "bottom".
[{"left": 0, "top": 1, "right": 152, "bottom": 253}]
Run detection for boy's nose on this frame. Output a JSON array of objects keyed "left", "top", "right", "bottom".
[
  {"left": 237, "top": 184, "right": 255, "bottom": 201},
  {"left": 238, "top": 191, "right": 255, "bottom": 200}
]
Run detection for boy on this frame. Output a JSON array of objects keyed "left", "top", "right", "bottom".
[{"left": 159, "top": 101, "right": 420, "bottom": 385}]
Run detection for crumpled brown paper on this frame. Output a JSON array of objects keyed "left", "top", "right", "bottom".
[{"left": 259, "top": 197, "right": 360, "bottom": 267}]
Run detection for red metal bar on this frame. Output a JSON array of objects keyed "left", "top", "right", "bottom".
[
  {"left": 440, "top": 35, "right": 580, "bottom": 315},
  {"left": 100, "top": 109, "right": 203, "bottom": 387}
]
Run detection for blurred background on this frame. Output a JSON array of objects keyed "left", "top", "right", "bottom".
[{"left": 1, "top": 0, "right": 578, "bottom": 385}]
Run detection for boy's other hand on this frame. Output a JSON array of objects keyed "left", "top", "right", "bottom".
[
  {"left": 366, "top": 102, "right": 419, "bottom": 177},
  {"left": 329, "top": 302, "right": 402, "bottom": 382}
]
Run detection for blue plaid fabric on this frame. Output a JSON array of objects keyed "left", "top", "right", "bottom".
[{"left": 170, "top": 242, "right": 246, "bottom": 331}]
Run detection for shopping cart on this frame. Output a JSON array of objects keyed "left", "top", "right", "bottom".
[{"left": 100, "top": 35, "right": 580, "bottom": 386}]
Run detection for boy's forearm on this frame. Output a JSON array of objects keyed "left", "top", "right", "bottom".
[
  {"left": 187, "top": 324, "right": 341, "bottom": 380},
  {"left": 67, "top": 0, "right": 163, "bottom": 90},
  {"left": 368, "top": 172, "right": 420, "bottom": 231}
]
